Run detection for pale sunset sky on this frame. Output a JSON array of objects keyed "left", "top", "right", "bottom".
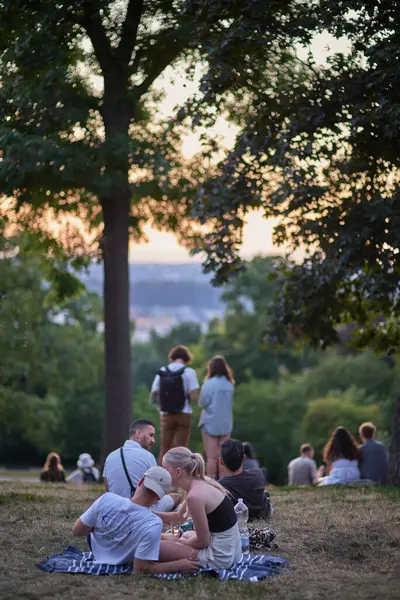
[{"left": 130, "top": 32, "right": 349, "bottom": 263}]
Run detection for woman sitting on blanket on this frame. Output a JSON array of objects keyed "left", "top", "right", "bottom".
[{"left": 157, "top": 446, "right": 242, "bottom": 570}]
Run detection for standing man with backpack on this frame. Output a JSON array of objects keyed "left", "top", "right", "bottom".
[{"left": 150, "top": 345, "right": 199, "bottom": 463}]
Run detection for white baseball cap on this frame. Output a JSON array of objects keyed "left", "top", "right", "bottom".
[{"left": 142, "top": 466, "right": 171, "bottom": 499}]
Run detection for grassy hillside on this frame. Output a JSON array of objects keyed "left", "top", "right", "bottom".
[{"left": 0, "top": 483, "right": 399, "bottom": 599}]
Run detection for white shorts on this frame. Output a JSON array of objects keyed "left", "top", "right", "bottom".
[{"left": 198, "top": 523, "right": 242, "bottom": 570}]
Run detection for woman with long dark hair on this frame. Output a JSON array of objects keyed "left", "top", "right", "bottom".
[
  {"left": 40, "top": 452, "right": 66, "bottom": 483},
  {"left": 199, "top": 355, "right": 235, "bottom": 477},
  {"left": 242, "top": 442, "right": 260, "bottom": 470},
  {"left": 319, "top": 426, "right": 360, "bottom": 485}
]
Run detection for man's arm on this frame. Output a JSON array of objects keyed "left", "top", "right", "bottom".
[
  {"left": 149, "top": 389, "right": 160, "bottom": 406},
  {"left": 66, "top": 470, "right": 81, "bottom": 484},
  {"left": 150, "top": 374, "right": 160, "bottom": 406},
  {"left": 72, "top": 518, "right": 93, "bottom": 537},
  {"left": 186, "top": 368, "right": 200, "bottom": 405},
  {"left": 188, "top": 389, "right": 199, "bottom": 404},
  {"left": 133, "top": 557, "right": 199, "bottom": 574},
  {"left": 72, "top": 497, "right": 100, "bottom": 536},
  {"left": 310, "top": 461, "right": 318, "bottom": 485}
]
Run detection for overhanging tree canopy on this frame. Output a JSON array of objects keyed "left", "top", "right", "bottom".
[
  {"left": 194, "top": 0, "right": 400, "bottom": 482},
  {"left": 0, "top": 0, "right": 304, "bottom": 456}
]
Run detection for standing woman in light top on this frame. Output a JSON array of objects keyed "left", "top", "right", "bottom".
[{"left": 199, "top": 355, "right": 235, "bottom": 477}]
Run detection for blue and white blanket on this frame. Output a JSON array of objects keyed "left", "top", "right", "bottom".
[{"left": 37, "top": 545, "right": 288, "bottom": 582}]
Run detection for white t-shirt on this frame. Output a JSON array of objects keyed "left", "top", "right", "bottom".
[
  {"left": 151, "top": 360, "right": 199, "bottom": 415},
  {"left": 319, "top": 459, "right": 360, "bottom": 486},
  {"left": 102, "top": 440, "right": 173, "bottom": 512},
  {"left": 288, "top": 457, "right": 317, "bottom": 486},
  {"left": 80, "top": 492, "right": 162, "bottom": 565}
]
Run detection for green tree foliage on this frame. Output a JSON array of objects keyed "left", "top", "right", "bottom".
[
  {"left": 303, "top": 391, "right": 385, "bottom": 460},
  {"left": 232, "top": 378, "right": 306, "bottom": 483},
  {"left": 203, "top": 256, "right": 317, "bottom": 383},
  {"left": 0, "top": 237, "right": 104, "bottom": 464},
  {"left": 300, "top": 353, "right": 397, "bottom": 405},
  {"left": 0, "top": 0, "right": 301, "bottom": 457},
  {"left": 194, "top": 2, "right": 400, "bottom": 354},
  {"left": 191, "top": 1, "right": 400, "bottom": 483}
]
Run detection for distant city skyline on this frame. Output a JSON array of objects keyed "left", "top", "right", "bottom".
[{"left": 130, "top": 211, "right": 293, "bottom": 263}]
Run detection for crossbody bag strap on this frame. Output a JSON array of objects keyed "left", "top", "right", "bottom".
[{"left": 120, "top": 447, "right": 136, "bottom": 496}]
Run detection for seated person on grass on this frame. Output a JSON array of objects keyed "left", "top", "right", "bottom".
[
  {"left": 218, "top": 438, "right": 271, "bottom": 520},
  {"left": 287, "top": 444, "right": 318, "bottom": 486},
  {"left": 72, "top": 466, "right": 198, "bottom": 574},
  {"left": 103, "top": 418, "right": 181, "bottom": 512}
]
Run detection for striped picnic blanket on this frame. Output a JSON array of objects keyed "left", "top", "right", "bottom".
[{"left": 37, "top": 545, "right": 288, "bottom": 582}]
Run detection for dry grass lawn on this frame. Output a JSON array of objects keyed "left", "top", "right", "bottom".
[{"left": 0, "top": 482, "right": 399, "bottom": 600}]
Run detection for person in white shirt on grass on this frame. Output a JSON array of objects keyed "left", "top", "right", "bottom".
[
  {"left": 288, "top": 444, "right": 319, "bottom": 486},
  {"left": 66, "top": 453, "right": 101, "bottom": 485},
  {"left": 72, "top": 466, "right": 199, "bottom": 574},
  {"left": 150, "top": 345, "right": 199, "bottom": 463},
  {"left": 103, "top": 418, "right": 181, "bottom": 512}
]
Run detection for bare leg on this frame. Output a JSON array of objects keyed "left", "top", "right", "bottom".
[
  {"left": 202, "top": 431, "right": 219, "bottom": 477},
  {"left": 158, "top": 540, "right": 198, "bottom": 562}
]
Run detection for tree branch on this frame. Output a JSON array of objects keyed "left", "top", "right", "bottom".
[
  {"left": 135, "top": 39, "right": 183, "bottom": 97},
  {"left": 130, "top": 47, "right": 145, "bottom": 75},
  {"left": 118, "top": 0, "right": 144, "bottom": 63},
  {"left": 81, "top": 1, "right": 112, "bottom": 76}
]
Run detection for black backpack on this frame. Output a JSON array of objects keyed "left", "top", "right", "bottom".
[
  {"left": 158, "top": 366, "right": 186, "bottom": 413},
  {"left": 82, "top": 468, "right": 98, "bottom": 484}
]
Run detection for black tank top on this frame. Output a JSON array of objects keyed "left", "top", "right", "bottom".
[{"left": 206, "top": 495, "right": 237, "bottom": 533}]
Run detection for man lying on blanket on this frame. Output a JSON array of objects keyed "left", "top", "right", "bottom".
[{"left": 73, "top": 466, "right": 198, "bottom": 575}]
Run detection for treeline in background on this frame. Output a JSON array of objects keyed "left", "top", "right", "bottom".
[{"left": 1, "top": 243, "right": 397, "bottom": 484}]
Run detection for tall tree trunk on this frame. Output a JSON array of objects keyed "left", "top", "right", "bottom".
[
  {"left": 388, "top": 394, "right": 400, "bottom": 485},
  {"left": 101, "top": 188, "right": 132, "bottom": 459}
]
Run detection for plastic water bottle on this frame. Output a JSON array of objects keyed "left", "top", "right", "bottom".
[{"left": 234, "top": 498, "right": 249, "bottom": 554}]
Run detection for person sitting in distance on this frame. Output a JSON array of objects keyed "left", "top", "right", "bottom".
[
  {"left": 40, "top": 452, "right": 66, "bottom": 483},
  {"left": 243, "top": 441, "right": 268, "bottom": 482},
  {"left": 103, "top": 419, "right": 180, "bottom": 511},
  {"left": 218, "top": 438, "right": 271, "bottom": 520},
  {"left": 67, "top": 453, "right": 100, "bottom": 485},
  {"left": 358, "top": 421, "right": 388, "bottom": 484},
  {"left": 242, "top": 442, "right": 260, "bottom": 470},
  {"left": 288, "top": 443, "right": 318, "bottom": 486},
  {"left": 318, "top": 426, "right": 360, "bottom": 485},
  {"left": 73, "top": 466, "right": 199, "bottom": 574}
]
